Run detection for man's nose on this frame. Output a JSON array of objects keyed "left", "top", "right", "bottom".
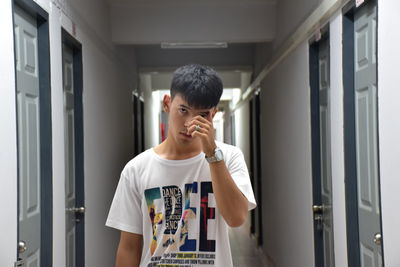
[{"left": 184, "top": 116, "right": 195, "bottom": 127}]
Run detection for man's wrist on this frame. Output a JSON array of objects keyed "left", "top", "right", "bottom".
[
  {"left": 205, "top": 147, "right": 224, "bottom": 163},
  {"left": 205, "top": 144, "right": 217, "bottom": 157}
]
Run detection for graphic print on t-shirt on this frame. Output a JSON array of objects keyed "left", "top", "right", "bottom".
[
  {"left": 144, "top": 188, "right": 164, "bottom": 255},
  {"left": 144, "top": 181, "right": 217, "bottom": 266}
]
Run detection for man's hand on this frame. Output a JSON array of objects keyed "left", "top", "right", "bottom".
[
  {"left": 185, "top": 115, "right": 216, "bottom": 156},
  {"left": 185, "top": 115, "right": 248, "bottom": 227}
]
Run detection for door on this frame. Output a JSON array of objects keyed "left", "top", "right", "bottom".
[
  {"left": 310, "top": 34, "right": 335, "bottom": 267},
  {"left": 343, "top": 1, "right": 383, "bottom": 266},
  {"left": 63, "top": 44, "right": 77, "bottom": 267},
  {"left": 230, "top": 113, "right": 236, "bottom": 146},
  {"left": 14, "top": 2, "right": 52, "bottom": 266},
  {"left": 140, "top": 99, "right": 145, "bottom": 151},
  {"left": 62, "top": 30, "right": 85, "bottom": 267},
  {"left": 250, "top": 93, "right": 263, "bottom": 246},
  {"left": 354, "top": 3, "right": 383, "bottom": 266},
  {"left": 15, "top": 5, "right": 41, "bottom": 265},
  {"left": 133, "top": 94, "right": 145, "bottom": 156}
]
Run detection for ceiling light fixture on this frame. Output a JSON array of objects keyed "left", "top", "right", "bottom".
[{"left": 161, "top": 42, "right": 228, "bottom": 49}]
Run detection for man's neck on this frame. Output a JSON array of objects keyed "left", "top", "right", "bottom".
[{"left": 154, "top": 137, "right": 202, "bottom": 160}]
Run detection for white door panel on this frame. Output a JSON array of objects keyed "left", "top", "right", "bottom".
[
  {"left": 354, "top": 4, "right": 382, "bottom": 266},
  {"left": 319, "top": 37, "right": 335, "bottom": 267},
  {"left": 63, "top": 44, "right": 76, "bottom": 267},
  {"left": 14, "top": 5, "right": 41, "bottom": 265}
]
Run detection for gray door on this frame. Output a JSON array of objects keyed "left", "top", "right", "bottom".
[
  {"left": 250, "top": 93, "right": 263, "bottom": 246},
  {"left": 310, "top": 35, "right": 335, "bottom": 267},
  {"left": 14, "top": 5, "right": 41, "bottom": 265},
  {"left": 63, "top": 44, "right": 78, "bottom": 267},
  {"left": 318, "top": 37, "right": 335, "bottom": 267},
  {"left": 354, "top": 4, "right": 383, "bottom": 266}
]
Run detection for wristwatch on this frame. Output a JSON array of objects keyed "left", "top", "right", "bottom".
[{"left": 205, "top": 147, "right": 224, "bottom": 163}]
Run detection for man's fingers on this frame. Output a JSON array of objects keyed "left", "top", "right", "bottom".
[
  {"left": 187, "top": 120, "right": 210, "bottom": 133},
  {"left": 187, "top": 124, "right": 206, "bottom": 135},
  {"left": 191, "top": 130, "right": 208, "bottom": 138},
  {"left": 196, "top": 115, "right": 212, "bottom": 123},
  {"left": 192, "top": 115, "right": 213, "bottom": 125}
]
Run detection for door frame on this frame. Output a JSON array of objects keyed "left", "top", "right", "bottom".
[
  {"left": 12, "top": 0, "right": 52, "bottom": 265},
  {"left": 309, "top": 34, "right": 324, "bottom": 267},
  {"left": 309, "top": 29, "right": 331, "bottom": 267},
  {"left": 342, "top": 1, "right": 384, "bottom": 266},
  {"left": 133, "top": 93, "right": 145, "bottom": 156},
  {"left": 140, "top": 98, "right": 145, "bottom": 151},
  {"left": 255, "top": 93, "right": 263, "bottom": 247},
  {"left": 133, "top": 93, "right": 139, "bottom": 155},
  {"left": 62, "top": 28, "right": 85, "bottom": 267},
  {"left": 230, "top": 113, "right": 236, "bottom": 145},
  {"left": 249, "top": 98, "right": 256, "bottom": 235}
]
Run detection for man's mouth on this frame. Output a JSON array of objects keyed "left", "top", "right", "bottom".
[{"left": 180, "top": 131, "right": 192, "bottom": 138}]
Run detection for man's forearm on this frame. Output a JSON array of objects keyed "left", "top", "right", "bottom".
[
  {"left": 208, "top": 161, "right": 248, "bottom": 227},
  {"left": 116, "top": 232, "right": 142, "bottom": 267},
  {"left": 116, "top": 245, "right": 141, "bottom": 267}
]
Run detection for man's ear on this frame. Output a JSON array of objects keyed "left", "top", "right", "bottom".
[
  {"left": 211, "top": 107, "right": 218, "bottom": 119},
  {"left": 163, "top": 95, "right": 171, "bottom": 112}
]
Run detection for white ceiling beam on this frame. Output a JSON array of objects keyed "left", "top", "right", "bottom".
[
  {"left": 143, "top": 70, "right": 251, "bottom": 91},
  {"left": 108, "top": 0, "right": 276, "bottom": 8}
]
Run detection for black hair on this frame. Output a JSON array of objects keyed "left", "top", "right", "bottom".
[{"left": 170, "top": 64, "right": 223, "bottom": 109}]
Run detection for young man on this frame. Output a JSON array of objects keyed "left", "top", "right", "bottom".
[{"left": 106, "top": 64, "right": 256, "bottom": 267}]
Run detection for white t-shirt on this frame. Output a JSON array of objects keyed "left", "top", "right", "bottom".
[{"left": 106, "top": 142, "right": 256, "bottom": 267}]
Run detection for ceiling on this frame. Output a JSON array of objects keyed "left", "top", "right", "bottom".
[
  {"left": 108, "top": 0, "right": 277, "bottom": 45},
  {"left": 107, "top": 0, "right": 276, "bottom": 93},
  {"left": 107, "top": 0, "right": 275, "bottom": 7}
]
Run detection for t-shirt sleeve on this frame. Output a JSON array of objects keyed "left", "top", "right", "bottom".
[
  {"left": 105, "top": 171, "right": 143, "bottom": 234},
  {"left": 227, "top": 147, "right": 257, "bottom": 210}
]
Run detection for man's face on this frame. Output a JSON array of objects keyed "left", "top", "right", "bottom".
[{"left": 164, "top": 94, "right": 217, "bottom": 146}]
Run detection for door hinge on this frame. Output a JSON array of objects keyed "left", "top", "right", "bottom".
[{"left": 14, "top": 258, "right": 25, "bottom": 267}]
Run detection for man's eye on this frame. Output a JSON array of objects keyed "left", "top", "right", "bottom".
[
  {"left": 200, "top": 113, "right": 208, "bottom": 118},
  {"left": 179, "top": 108, "right": 187, "bottom": 113}
]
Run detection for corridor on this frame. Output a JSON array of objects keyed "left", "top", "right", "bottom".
[
  {"left": 1, "top": 0, "right": 400, "bottom": 267},
  {"left": 229, "top": 222, "right": 268, "bottom": 267}
]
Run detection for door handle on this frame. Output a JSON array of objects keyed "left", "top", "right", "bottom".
[
  {"left": 18, "top": 240, "right": 26, "bottom": 253},
  {"left": 312, "top": 205, "right": 323, "bottom": 213},
  {"left": 374, "top": 233, "right": 382, "bottom": 245},
  {"left": 66, "top": 207, "right": 86, "bottom": 214},
  {"left": 312, "top": 205, "right": 324, "bottom": 231}
]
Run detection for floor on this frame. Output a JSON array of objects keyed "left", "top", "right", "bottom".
[{"left": 229, "top": 221, "right": 268, "bottom": 267}]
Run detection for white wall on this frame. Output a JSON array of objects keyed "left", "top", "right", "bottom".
[
  {"left": 111, "top": 1, "right": 276, "bottom": 44},
  {"left": 258, "top": 42, "right": 314, "bottom": 267},
  {"left": 52, "top": 0, "right": 138, "bottom": 266},
  {"left": 135, "top": 44, "right": 255, "bottom": 70},
  {"left": 378, "top": 0, "right": 400, "bottom": 265},
  {"left": 245, "top": 3, "right": 400, "bottom": 266},
  {"left": 49, "top": 4, "right": 66, "bottom": 265},
  {"left": 0, "top": 0, "right": 18, "bottom": 266},
  {"left": 82, "top": 35, "right": 135, "bottom": 267},
  {"left": 329, "top": 11, "right": 348, "bottom": 267},
  {"left": 148, "top": 71, "right": 249, "bottom": 91},
  {"left": 274, "top": 0, "right": 322, "bottom": 48},
  {"left": 141, "top": 74, "right": 161, "bottom": 149},
  {"left": 60, "top": 1, "right": 137, "bottom": 266},
  {"left": 0, "top": 0, "right": 138, "bottom": 266},
  {"left": 234, "top": 103, "right": 251, "bottom": 167},
  {"left": 244, "top": 11, "right": 350, "bottom": 266}
]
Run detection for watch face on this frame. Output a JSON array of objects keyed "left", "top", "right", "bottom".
[{"left": 215, "top": 148, "right": 223, "bottom": 161}]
